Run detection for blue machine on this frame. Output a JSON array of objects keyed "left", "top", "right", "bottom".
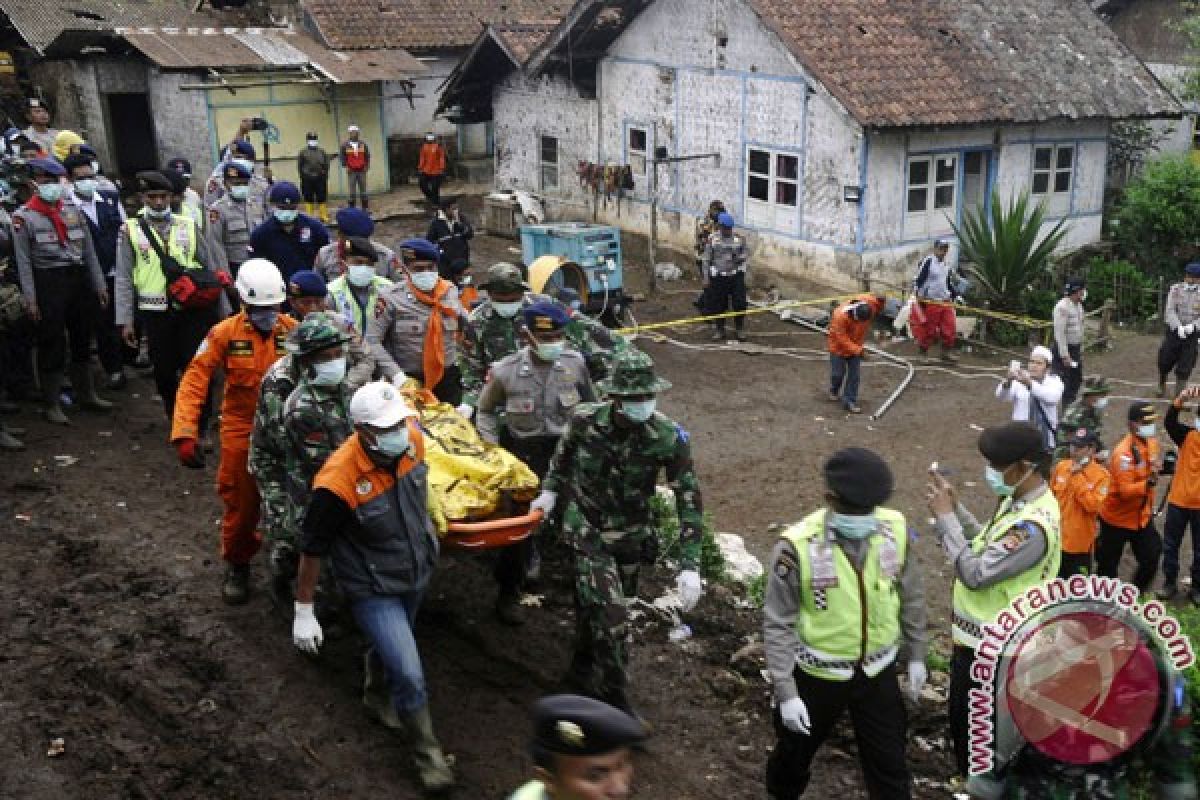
[{"left": 519, "top": 223, "right": 628, "bottom": 321}]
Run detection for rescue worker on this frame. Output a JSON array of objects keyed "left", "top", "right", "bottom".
[
  {"left": 326, "top": 236, "right": 394, "bottom": 336},
  {"left": 925, "top": 421, "right": 1061, "bottom": 777},
  {"left": 339, "top": 125, "right": 370, "bottom": 209},
  {"left": 764, "top": 447, "right": 927, "bottom": 800},
  {"left": 368, "top": 237, "right": 466, "bottom": 404},
  {"left": 1160, "top": 386, "right": 1200, "bottom": 603},
  {"left": 114, "top": 170, "right": 220, "bottom": 423},
  {"left": 532, "top": 348, "right": 704, "bottom": 716},
  {"left": 1054, "top": 375, "right": 1110, "bottom": 461},
  {"left": 476, "top": 302, "right": 596, "bottom": 624},
  {"left": 1096, "top": 401, "right": 1162, "bottom": 592},
  {"left": 509, "top": 694, "right": 646, "bottom": 800},
  {"left": 65, "top": 152, "right": 127, "bottom": 390},
  {"left": 826, "top": 294, "right": 885, "bottom": 414},
  {"left": 912, "top": 238, "right": 960, "bottom": 362},
  {"left": 293, "top": 381, "right": 455, "bottom": 794},
  {"left": 206, "top": 160, "right": 268, "bottom": 280},
  {"left": 1052, "top": 277, "right": 1086, "bottom": 405},
  {"left": 296, "top": 131, "right": 331, "bottom": 223},
  {"left": 22, "top": 98, "right": 57, "bottom": 155},
  {"left": 1049, "top": 427, "right": 1110, "bottom": 577},
  {"left": 1159, "top": 262, "right": 1200, "bottom": 398},
  {"left": 249, "top": 181, "right": 329, "bottom": 281},
  {"left": 416, "top": 132, "right": 446, "bottom": 207},
  {"left": 172, "top": 259, "right": 297, "bottom": 604},
  {"left": 701, "top": 211, "right": 748, "bottom": 342},
  {"left": 313, "top": 206, "right": 398, "bottom": 281},
  {"left": 425, "top": 200, "right": 473, "bottom": 279},
  {"left": 12, "top": 157, "right": 111, "bottom": 424}
]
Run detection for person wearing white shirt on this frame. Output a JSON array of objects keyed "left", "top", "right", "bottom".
[{"left": 995, "top": 345, "right": 1064, "bottom": 452}]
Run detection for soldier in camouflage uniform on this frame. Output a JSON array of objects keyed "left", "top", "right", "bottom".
[
  {"left": 530, "top": 348, "right": 705, "bottom": 715},
  {"left": 1054, "top": 375, "right": 1111, "bottom": 461}
]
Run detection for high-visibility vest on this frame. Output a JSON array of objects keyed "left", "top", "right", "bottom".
[
  {"left": 327, "top": 274, "right": 392, "bottom": 334},
  {"left": 126, "top": 215, "right": 201, "bottom": 312},
  {"left": 782, "top": 507, "right": 907, "bottom": 682},
  {"left": 951, "top": 489, "right": 1061, "bottom": 648}
]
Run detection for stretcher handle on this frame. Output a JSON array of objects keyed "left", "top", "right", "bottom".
[{"left": 446, "top": 508, "right": 544, "bottom": 534}]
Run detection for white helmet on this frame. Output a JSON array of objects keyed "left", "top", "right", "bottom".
[
  {"left": 350, "top": 381, "right": 417, "bottom": 428},
  {"left": 236, "top": 258, "right": 286, "bottom": 306}
]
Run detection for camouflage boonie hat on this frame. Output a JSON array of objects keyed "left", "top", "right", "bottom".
[
  {"left": 285, "top": 311, "right": 349, "bottom": 357},
  {"left": 481, "top": 262, "right": 529, "bottom": 293},
  {"left": 1081, "top": 375, "right": 1111, "bottom": 396},
  {"left": 597, "top": 348, "right": 672, "bottom": 396}
]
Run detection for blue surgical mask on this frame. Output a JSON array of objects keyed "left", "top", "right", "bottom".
[
  {"left": 828, "top": 511, "right": 877, "bottom": 540},
  {"left": 247, "top": 307, "right": 278, "bottom": 332},
  {"left": 410, "top": 271, "right": 439, "bottom": 293},
  {"left": 374, "top": 428, "right": 410, "bottom": 457},
  {"left": 1138, "top": 423, "right": 1157, "bottom": 438},
  {"left": 145, "top": 207, "right": 171, "bottom": 220},
  {"left": 73, "top": 179, "right": 97, "bottom": 198},
  {"left": 310, "top": 357, "right": 347, "bottom": 387},
  {"left": 348, "top": 264, "right": 376, "bottom": 288},
  {"left": 229, "top": 185, "right": 250, "bottom": 201},
  {"left": 620, "top": 398, "right": 656, "bottom": 423},
  {"left": 232, "top": 157, "right": 254, "bottom": 173},
  {"left": 492, "top": 300, "right": 522, "bottom": 318},
  {"left": 535, "top": 341, "right": 564, "bottom": 362},
  {"left": 274, "top": 209, "right": 298, "bottom": 225},
  {"left": 984, "top": 465, "right": 1015, "bottom": 497},
  {"left": 37, "top": 183, "right": 63, "bottom": 203}
]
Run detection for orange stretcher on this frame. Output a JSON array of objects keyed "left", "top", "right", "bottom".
[{"left": 445, "top": 509, "right": 544, "bottom": 549}]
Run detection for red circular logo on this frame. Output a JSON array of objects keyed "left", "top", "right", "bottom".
[{"left": 1004, "top": 611, "right": 1161, "bottom": 765}]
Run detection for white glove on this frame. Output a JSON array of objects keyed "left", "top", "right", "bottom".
[
  {"left": 677, "top": 569, "right": 703, "bottom": 613},
  {"left": 530, "top": 490, "right": 557, "bottom": 516},
  {"left": 778, "top": 696, "right": 811, "bottom": 735},
  {"left": 455, "top": 403, "right": 474, "bottom": 420},
  {"left": 292, "top": 602, "right": 323, "bottom": 654},
  {"left": 1179, "top": 325, "right": 1193, "bottom": 339},
  {"left": 391, "top": 370, "right": 409, "bottom": 387},
  {"left": 906, "top": 660, "right": 928, "bottom": 704}
]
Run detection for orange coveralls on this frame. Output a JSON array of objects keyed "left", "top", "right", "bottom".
[
  {"left": 1050, "top": 458, "right": 1111, "bottom": 555},
  {"left": 171, "top": 310, "right": 297, "bottom": 564}
]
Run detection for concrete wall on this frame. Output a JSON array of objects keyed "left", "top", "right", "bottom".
[
  {"left": 383, "top": 51, "right": 460, "bottom": 138},
  {"left": 147, "top": 70, "right": 214, "bottom": 180}
]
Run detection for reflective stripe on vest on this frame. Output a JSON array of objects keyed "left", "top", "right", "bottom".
[
  {"left": 127, "top": 217, "right": 200, "bottom": 311},
  {"left": 782, "top": 507, "right": 908, "bottom": 681},
  {"left": 951, "top": 489, "right": 1061, "bottom": 649},
  {"left": 329, "top": 277, "right": 385, "bottom": 334}
]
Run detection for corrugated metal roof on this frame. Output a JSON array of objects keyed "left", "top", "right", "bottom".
[{"left": 0, "top": 0, "right": 192, "bottom": 54}]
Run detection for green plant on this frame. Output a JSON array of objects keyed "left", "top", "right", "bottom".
[
  {"left": 746, "top": 573, "right": 766, "bottom": 609},
  {"left": 926, "top": 648, "right": 951, "bottom": 675},
  {"left": 650, "top": 493, "right": 725, "bottom": 582},
  {"left": 1115, "top": 155, "right": 1200, "bottom": 276},
  {"left": 1082, "top": 257, "right": 1159, "bottom": 321},
  {"left": 953, "top": 189, "right": 1069, "bottom": 315}
]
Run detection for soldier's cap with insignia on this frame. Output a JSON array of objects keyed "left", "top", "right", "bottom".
[
  {"left": 268, "top": 180, "right": 301, "bottom": 205},
  {"left": 162, "top": 168, "right": 189, "bottom": 195},
  {"left": 531, "top": 694, "right": 646, "bottom": 757},
  {"left": 1128, "top": 401, "right": 1158, "bottom": 424},
  {"left": 224, "top": 161, "right": 252, "bottom": 180},
  {"left": 27, "top": 157, "right": 65, "bottom": 178},
  {"left": 399, "top": 237, "right": 440, "bottom": 264},
  {"left": 716, "top": 211, "right": 734, "bottom": 227},
  {"left": 27, "top": 97, "right": 46, "bottom": 109},
  {"left": 1186, "top": 262, "right": 1200, "bottom": 277},
  {"left": 1082, "top": 375, "right": 1111, "bottom": 395},
  {"left": 480, "top": 261, "right": 528, "bottom": 292},
  {"left": 336, "top": 206, "right": 374, "bottom": 237},
  {"left": 523, "top": 301, "right": 571, "bottom": 333},
  {"left": 1069, "top": 427, "right": 1100, "bottom": 447},
  {"left": 285, "top": 311, "right": 349, "bottom": 357},
  {"left": 345, "top": 236, "right": 377, "bottom": 261},
  {"left": 824, "top": 447, "right": 893, "bottom": 510},
  {"left": 135, "top": 170, "right": 172, "bottom": 193},
  {"left": 978, "top": 421, "right": 1045, "bottom": 467},
  {"left": 288, "top": 270, "right": 327, "bottom": 298},
  {"left": 597, "top": 348, "right": 672, "bottom": 396}
]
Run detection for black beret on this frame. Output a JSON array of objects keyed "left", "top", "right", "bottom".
[
  {"left": 1069, "top": 427, "right": 1099, "bottom": 447},
  {"left": 136, "top": 170, "right": 172, "bottom": 193},
  {"left": 977, "top": 422, "right": 1045, "bottom": 467},
  {"left": 823, "top": 447, "right": 894, "bottom": 510},
  {"left": 531, "top": 695, "right": 645, "bottom": 756},
  {"left": 61, "top": 153, "right": 93, "bottom": 174},
  {"left": 162, "top": 168, "right": 189, "bottom": 195},
  {"left": 345, "top": 236, "right": 377, "bottom": 261},
  {"left": 1128, "top": 401, "right": 1158, "bottom": 424}
]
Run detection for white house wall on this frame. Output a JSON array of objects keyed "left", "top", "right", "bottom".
[{"left": 384, "top": 51, "right": 460, "bottom": 139}]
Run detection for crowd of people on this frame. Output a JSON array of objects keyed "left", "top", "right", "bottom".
[{"left": 3, "top": 98, "right": 1200, "bottom": 798}]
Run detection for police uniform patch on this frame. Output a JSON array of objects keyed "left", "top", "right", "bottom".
[
  {"left": 355, "top": 478, "right": 372, "bottom": 496},
  {"left": 299, "top": 227, "right": 312, "bottom": 243},
  {"left": 11, "top": 215, "right": 21, "bottom": 231},
  {"left": 999, "top": 526, "right": 1031, "bottom": 552},
  {"left": 774, "top": 551, "right": 797, "bottom": 579},
  {"left": 374, "top": 298, "right": 387, "bottom": 318},
  {"left": 209, "top": 208, "right": 220, "bottom": 225}
]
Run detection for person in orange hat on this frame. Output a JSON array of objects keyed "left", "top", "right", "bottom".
[{"left": 1050, "top": 426, "right": 1110, "bottom": 577}]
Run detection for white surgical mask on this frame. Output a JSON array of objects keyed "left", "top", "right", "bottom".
[
  {"left": 410, "top": 271, "right": 439, "bottom": 292},
  {"left": 492, "top": 300, "right": 522, "bottom": 318},
  {"left": 374, "top": 428, "right": 410, "bottom": 457},
  {"left": 1094, "top": 397, "right": 1109, "bottom": 410},
  {"left": 307, "top": 140, "right": 318, "bottom": 149},
  {"left": 229, "top": 185, "right": 250, "bottom": 201},
  {"left": 1138, "top": 423, "right": 1157, "bottom": 438},
  {"left": 828, "top": 511, "right": 877, "bottom": 540},
  {"left": 274, "top": 209, "right": 298, "bottom": 225},
  {"left": 620, "top": 398, "right": 656, "bottom": 423},
  {"left": 535, "top": 341, "right": 564, "bottom": 362},
  {"left": 310, "top": 357, "right": 347, "bottom": 386},
  {"left": 73, "top": 179, "right": 97, "bottom": 198},
  {"left": 36, "top": 183, "right": 63, "bottom": 203},
  {"left": 348, "top": 264, "right": 376, "bottom": 288}
]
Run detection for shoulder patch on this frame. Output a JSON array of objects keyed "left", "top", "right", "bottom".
[
  {"left": 355, "top": 478, "right": 372, "bottom": 496},
  {"left": 209, "top": 208, "right": 220, "bottom": 225},
  {"left": 674, "top": 423, "right": 690, "bottom": 445},
  {"left": 998, "top": 522, "right": 1037, "bottom": 552}
]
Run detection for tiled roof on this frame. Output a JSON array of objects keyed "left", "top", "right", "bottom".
[
  {"left": 747, "top": 0, "right": 1180, "bottom": 127},
  {"left": 301, "top": 0, "right": 570, "bottom": 51},
  {"left": 0, "top": 0, "right": 194, "bottom": 54},
  {"left": 493, "top": 22, "right": 556, "bottom": 65}
]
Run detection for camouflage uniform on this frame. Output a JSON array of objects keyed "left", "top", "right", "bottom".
[
  {"left": 541, "top": 349, "right": 702, "bottom": 707},
  {"left": 1053, "top": 376, "right": 1109, "bottom": 461}
]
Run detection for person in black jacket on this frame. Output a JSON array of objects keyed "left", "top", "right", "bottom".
[{"left": 425, "top": 200, "right": 473, "bottom": 279}]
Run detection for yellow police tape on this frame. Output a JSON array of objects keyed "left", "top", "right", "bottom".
[{"left": 614, "top": 294, "right": 1053, "bottom": 335}]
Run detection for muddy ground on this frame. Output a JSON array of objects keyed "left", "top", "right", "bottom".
[{"left": 1, "top": 204, "right": 1187, "bottom": 799}]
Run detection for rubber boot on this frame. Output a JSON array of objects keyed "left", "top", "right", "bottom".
[
  {"left": 221, "top": 563, "right": 251, "bottom": 605},
  {"left": 304, "top": 202, "right": 315, "bottom": 216},
  {"left": 40, "top": 370, "right": 70, "bottom": 425},
  {"left": 0, "top": 423, "right": 24, "bottom": 451},
  {"left": 402, "top": 706, "right": 455, "bottom": 794},
  {"left": 318, "top": 202, "right": 329, "bottom": 223},
  {"left": 362, "top": 650, "right": 405, "bottom": 729},
  {"left": 70, "top": 364, "right": 113, "bottom": 411}
]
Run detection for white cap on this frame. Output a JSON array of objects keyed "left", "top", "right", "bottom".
[
  {"left": 1030, "top": 345, "right": 1054, "bottom": 364},
  {"left": 350, "top": 381, "right": 417, "bottom": 428},
  {"left": 347, "top": 124, "right": 360, "bottom": 133}
]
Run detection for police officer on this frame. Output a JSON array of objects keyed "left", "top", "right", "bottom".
[
  {"left": 702, "top": 211, "right": 748, "bottom": 341},
  {"left": 477, "top": 302, "right": 596, "bottom": 624},
  {"left": 367, "top": 237, "right": 466, "bottom": 404},
  {"left": 313, "top": 206, "right": 398, "bottom": 281},
  {"left": 165, "top": 157, "right": 204, "bottom": 223},
  {"left": 509, "top": 694, "right": 646, "bottom": 800},
  {"left": 1157, "top": 262, "right": 1200, "bottom": 398},
  {"left": 1054, "top": 375, "right": 1110, "bottom": 461},
  {"left": 765, "top": 447, "right": 927, "bottom": 800},
  {"left": 249, "top": 181, "right": 330, "bottom": 281},
  {"left": 12, "top": 157, "right": 110, "bottom": 424},
  {"left": 925, "top": 421, "right": 1061, "bottom": 777},
  {"left": 204, "top": 138, "right": 269, "bottom": 207},
  {"left": 532, "top": 348, "right": 703, "bottom": 716},
  {"left": 162, "top": 166, "right": 204, "bottom": 233},
  {"left": 1052, "top": 277, "right": 1086, "bottom": 405},
  {"left": 206, "top": 160, "right": 267, "bottom": 280},
  {"left": 325, "top": 236, "right": 394, "bottom": 336}
]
